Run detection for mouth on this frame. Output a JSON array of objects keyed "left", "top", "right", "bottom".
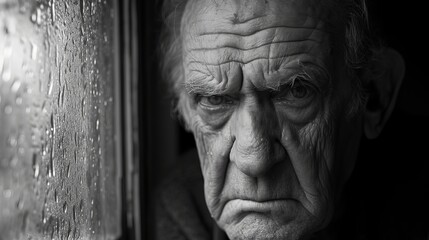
[{"left": 221, "top": 198, "right": 300, "bottom": 224}]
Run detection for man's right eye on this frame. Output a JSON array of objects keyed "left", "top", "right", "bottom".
[{"left": 195, "top": 94, "right": 235, "bottom": 111}]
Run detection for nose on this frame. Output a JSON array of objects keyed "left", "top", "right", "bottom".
[{"left": 229, "top": 97, "right": 286, "bottom": 177}]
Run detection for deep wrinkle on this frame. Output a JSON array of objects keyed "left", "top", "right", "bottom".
[
  {"left": 190, "top": 39, "right": 321, "bottom": 52},
  {"left": 198, "top": 25, "right": 325, "bottom": 37},
  {"left": 187, "top": 53, "right": 314, "bottom": 67}
]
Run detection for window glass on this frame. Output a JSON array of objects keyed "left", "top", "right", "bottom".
[{"left": 0, "top": 0, "right": 121, "bottom": 239}]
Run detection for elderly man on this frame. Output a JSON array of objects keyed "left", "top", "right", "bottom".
[{"left": 156, "top": 0, "right": 405, "bottom": 239}]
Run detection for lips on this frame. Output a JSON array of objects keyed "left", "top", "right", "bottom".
[{"left": 220, "top": 198, "right": 300, "bottom": 224}]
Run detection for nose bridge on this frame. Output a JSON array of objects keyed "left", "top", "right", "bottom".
[
  {"left": 238, "top": 102, "right": 274, "bottom": 149},
  {"left": 230, "top": 97, "right": 282, "bottom": 176}
]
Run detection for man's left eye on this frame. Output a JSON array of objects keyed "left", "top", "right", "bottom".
[
  {"left": 290, "top": 84, "right": 310, "bottom": 99},
  {"left": 274, "top": 80, "right": 317, "bottom": 107}
]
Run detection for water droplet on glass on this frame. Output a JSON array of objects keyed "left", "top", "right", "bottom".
[
  {"left": 4, "top": 104, "right": 12, "bottom": 114},
  {"left": 54, "top": 189, "right": 58, "bottom": 203},
  {"left": 66, "top": 163, "right": 70, "bottom": 178},
  {"left": 3, "top": 189, "right": 12, "bottom": 198},
  {"left": 16, "top": 196, "right": 24, "bottom": 209},
  {"left": 80, "top": 0, "right": 85, "bottom": 22},
  {"left": 31, "top": 7, "right": 43, "bottom": 25},
  {"left": 72, "top": 205, "right": 76, "bottom": 223},
  {"left": 47, "top": 73, "right": 54, "bottom": 96},
  {"left": 60, "top": 85, "right": 65, "bottom": 107},
  {"left": 57, "top": 88, "right": 62, "bottom": 106},
  {"left": 42, "top": 209, "right": 47, "bottom": 224},
  {"left": 31, "top": 13, "right": 37, "bottom": 23},
  {"left": 55, "top": 45, "right": 59, "bottom": 67},
  {"left": 31, "top": 42, "right": 38, "bottom": 60},
  {"left": 51, "top": 0, "right": 56, "bottom": 24},
  {"left": 63, "top": 202, "right": 67, "bottom": 213},
  {"left": 2, "top": 68, "right": 11, "bottom": 82},
  {"left": 80, "top": 62, "right": 86, "bottom": 74},
  {"left": 33, "top": 152, "right": 40, "bottom": 178},
  {"left": 15, "top": 96, "right": 23, "bottom": 105},
  {"left": 11, "top": 80, "right": 21, "bottom": 92},
  {"left": 79, "top": 199, "right": 84, "bottom": 212},
  {"left": 51, "top": 113, "right": 55, "bottom": 136},
  {"left": 81, "top": 98, "right": 86, "bottom": 118},
  {"left": 58, "top": 62, "right": 62, "bottom": 87}
]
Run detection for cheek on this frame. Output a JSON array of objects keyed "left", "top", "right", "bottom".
[
  {"left": 193, "top": 126, "right": 213, "bottom": 174},
  {"left": 191, "top": 118, "right": 234, "bottom": 219},
  {"left": 191, "top": 118, "right": 230, "bottom": 178}
]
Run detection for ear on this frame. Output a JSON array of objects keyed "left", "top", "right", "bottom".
[{"left": 363, "top": 48, "right": 405, "bottom": 139}]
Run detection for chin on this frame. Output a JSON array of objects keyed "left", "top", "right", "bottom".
[{"left": 222, "top": 213, "right": 318, "bottom": 240}]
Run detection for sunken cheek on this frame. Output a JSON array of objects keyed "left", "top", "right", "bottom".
[{"left": 191, "top": 122, "right": 225, "bottom": 176}]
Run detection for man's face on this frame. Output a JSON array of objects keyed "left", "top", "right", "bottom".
[{"left": 180, "top": 0, "right": 362, "bottom": 239}]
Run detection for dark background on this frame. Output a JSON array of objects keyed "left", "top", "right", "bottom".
[{"left": 137, "top": 1, "right": 429, "bottom": 239}]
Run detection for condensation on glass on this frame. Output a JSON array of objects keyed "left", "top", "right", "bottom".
[{"left": 0, "top": 0, "right": 121, "bottom": 239}]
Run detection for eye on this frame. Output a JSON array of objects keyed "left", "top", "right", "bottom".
[
  {"left": 195, "top": 94, "right": 235, "bottom": 110},
  {"left": 205, "top": 95, "right": 224, "bottom": 105},
  {"left": 290, "top": 83, "right": 309, "bottom": 99},
  {"left": 273, "top": 79, "right": 317, "bottom": 108}
]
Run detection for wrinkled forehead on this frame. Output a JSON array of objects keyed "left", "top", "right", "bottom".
[{"left": 181, "top": 0, "right": 342, "bottom": 37}]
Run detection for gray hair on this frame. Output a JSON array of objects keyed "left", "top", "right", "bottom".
[{"left": 159, "top": 0, "right": 382, "bottom": 117}]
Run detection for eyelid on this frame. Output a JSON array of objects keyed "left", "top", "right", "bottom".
[
  {"left": 271, "top": 77, "right": 319, "bottom": 108},
  {"left": 194, "top": 93, "right": 235, "bottom": 101},
  {"left": 195, "top": 94, "right": 236, "bottom": 111},
  {"left": 271, "top": 75, "right": 316, "bottom": 97}
]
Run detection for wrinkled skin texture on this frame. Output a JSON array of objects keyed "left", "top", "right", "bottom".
[{"left": 179, "top": 0, "right": 362, "bottom": 239}]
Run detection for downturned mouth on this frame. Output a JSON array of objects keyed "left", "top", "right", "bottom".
[
  {"left": 221, "top": 198, "right": 299, "bottom": 223},
  {"left": 230, "top": 198, "right": 295, "bottom": 210}
]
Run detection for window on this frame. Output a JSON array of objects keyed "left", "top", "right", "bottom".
[{"left": 0, "top": 0, "right": 139, "bottom": 239}]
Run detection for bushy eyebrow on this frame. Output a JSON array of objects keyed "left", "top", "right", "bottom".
[
  {"left": 262, "top": 63, "right": 332, "bottom": 92},
  {"left": 184, "top": 76, "right": 232, "bottom": 96},
  {"left": 184, "top": 62, "right": 331, "bottom": 96}
]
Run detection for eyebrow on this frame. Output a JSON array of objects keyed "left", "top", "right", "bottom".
[
  {"left": 184, "top": 63, "right": 331, "bottom": 96},
  {"left": 184, "top": 80, "right": 229, "bottom": 96}
]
